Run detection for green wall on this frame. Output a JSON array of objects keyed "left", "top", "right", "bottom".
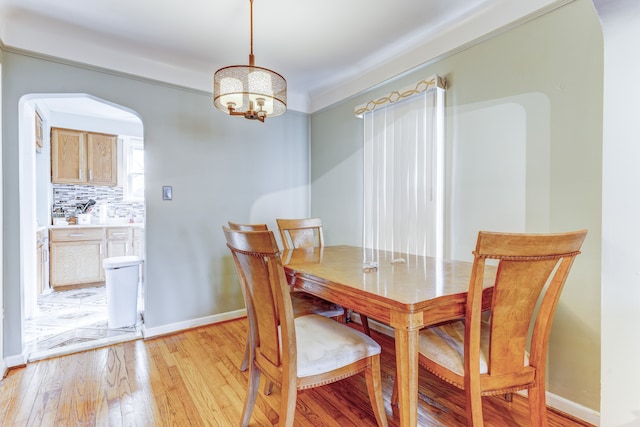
[
  {"left": 2, "top": 50, "right": 310, "bottom": 357},
  {"left": 311, "top": 0, "right": 602, "bottom": 411}
]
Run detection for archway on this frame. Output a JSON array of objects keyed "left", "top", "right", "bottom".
[{"left": 19, "top": 93, "right": 145, "bottom": 360}]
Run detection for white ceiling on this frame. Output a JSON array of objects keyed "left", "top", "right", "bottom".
[
  {"left": 34, "top": 96, "right": 142, "bottom": 123},
  {"left": 0, "top": 0, "right": 568, "bottom": 114}
]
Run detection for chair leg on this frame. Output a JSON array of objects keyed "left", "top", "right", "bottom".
[
  {"left": 240, "top": 335, "right": 250, "bottom": 372},
  {"left": 240, "top": 363, "right": 261, "bottom": 427},
  {"left": 278, "top": 378, "right": 297, "bottom": 427},
  {"left": 465, "top": 386, "right": 484, "bottom": 426},
  {"left": 391, "top": 377, "right": 399, "bottom": 406},
  {"left": 528, "top": 384, "right": 549, "bottom": 427},
  {"left": 361, "top": 314, "right": 371, "bottom": 336},
  {"left": 364, "top": 355, "right": 389, "bottom": 427}
]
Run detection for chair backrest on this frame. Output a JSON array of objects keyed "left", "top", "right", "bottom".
[
  {"left": 466, "top": 230, "right": 587, "bottom": 381},
  {"left": 276, "top": 217, "right": 324, "bottom": 250},
  {"left": 228, "top": 221, "right": 268, "bottom": 231},
  {"left": 223, "top": 226, "right": 296, "bottom": 377}
]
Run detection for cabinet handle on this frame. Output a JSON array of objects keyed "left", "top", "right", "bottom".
[
  {"left": 112, "top": 232, "right": 127, "bottom": 236},
  {"left": 89, "top": 169, "right": 93, "bottom": 180},
  {"left": 68, "top": 233, "right": 84, "bottom": 237}
]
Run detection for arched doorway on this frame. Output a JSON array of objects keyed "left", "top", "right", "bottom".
[{"left": 19, "top": 93, "right": 145, "bottom": 360}]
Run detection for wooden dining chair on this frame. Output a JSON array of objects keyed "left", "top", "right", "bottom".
[
  {"left": 392, "top": 229, "right": 587, "bottom": 426},
  {"left": 227, "top": 221, "right": 345, "bottom": 372},
  {"left": 223, "top": 226, "right": 388, "bottom": 427},
  {"left": 276, "top": 217, "right": 371, "bottom": 336}
]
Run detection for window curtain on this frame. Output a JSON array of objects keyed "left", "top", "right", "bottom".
[{"left": 358, "top": 76, "right": 446, "bottom": 260}]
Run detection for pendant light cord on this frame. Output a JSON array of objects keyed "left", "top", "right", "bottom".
[{"left": 249, "top": 0, "right": 255, "bottom": 66}]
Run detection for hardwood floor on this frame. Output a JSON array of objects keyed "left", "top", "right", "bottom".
[{"left": 0, "top": 318, "right": 594, "bottom": 426}]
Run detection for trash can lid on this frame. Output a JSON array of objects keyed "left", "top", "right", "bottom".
[{"left": 103, "top": 255, "right": 144, "bottom": 269}]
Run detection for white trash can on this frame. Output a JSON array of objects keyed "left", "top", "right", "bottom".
[{"left": 103, "top": 256, "right": 143, "bottom": 329}]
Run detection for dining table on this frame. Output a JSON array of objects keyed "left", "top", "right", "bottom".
[{"left": 282, "top": 245, "right": 496, "bottom": 427}]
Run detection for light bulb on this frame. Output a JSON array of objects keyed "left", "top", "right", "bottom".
[{"left": 219, "top": 77, "right": 244, "bottom": 110}]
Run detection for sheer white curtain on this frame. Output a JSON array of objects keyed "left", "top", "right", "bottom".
[{"left": 361, "top": 79, "right": 445, "bottom": 259}]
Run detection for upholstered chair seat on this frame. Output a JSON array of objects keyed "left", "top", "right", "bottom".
[
  {"left": 419, "top": 320, "right": 529, "bottom": 384},
  {"left": 289, "top": 314, "right": 381, "bottom": 379}
]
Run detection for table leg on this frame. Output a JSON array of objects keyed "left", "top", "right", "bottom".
[{"left": 394, "top": 327, "right": 419, "bottom": 427}]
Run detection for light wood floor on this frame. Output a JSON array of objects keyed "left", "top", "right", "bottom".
[{"left": 0, "top": 317, "right": 594, "bottom": 426}]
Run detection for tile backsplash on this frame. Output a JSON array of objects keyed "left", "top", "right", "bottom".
[{"left": 52, "top": 184, "right": 145, "bottom": 222}]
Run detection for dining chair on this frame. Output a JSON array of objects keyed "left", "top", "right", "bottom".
[
  {"left": 227, "top": 221, "right": 345, "bottom": 372},
  {"left": 223, "top": 226, "right": 388, "bottom": 427},
  {"left": 276, "top": 217, "right": 372, "bottom": 336},
  {"left": 392, "top": 229, "right": 587, "bottom": 426}
]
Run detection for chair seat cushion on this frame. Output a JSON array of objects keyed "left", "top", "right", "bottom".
[
  {"left": 419, "top": 320, "right": 529, "bottom": 377},
  {"left": 418, "top": 320, "right": 490, "bottom": 376},
  {"left": 292, "top": 314, "right": 381, "bottom": 378},
  {"left": 291, "top": 291, "right": 344, "bottom": 318}
]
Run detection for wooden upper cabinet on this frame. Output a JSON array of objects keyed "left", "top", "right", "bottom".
[
  {"left": 51, "top": 128, "right": 86, "bottom": 184},
  {"left": 51, "top": 127, "right": 117, "bottom": 186},
  {"left": 87, "top": 132, "right": 117, "bottom": 185}
]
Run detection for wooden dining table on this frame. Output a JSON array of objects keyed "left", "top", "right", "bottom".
[{"left": 282, "top": 245, "right": 496, "bottom": 427}]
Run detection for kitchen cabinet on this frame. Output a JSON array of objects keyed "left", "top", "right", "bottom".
[
  {"left": 36, "top": 228, "right": 49, "bottom": 294},
  {"left": 51, "top": 127, "right": 117, "bottom": 186},
  {"left": 132, "top": 228, "right": 144, "bottom": 258},
  {"left": 49, "top": 228, "right": 105, "bottom": 288},
  {"left": 87, "top": 132, "right": 118, "bottom": 185},
  {"left": 106, "top": 227, "right": 132, "bottom": 257},
  {"left": 48, "top": 225, "right": 144, "bottom": 289}
]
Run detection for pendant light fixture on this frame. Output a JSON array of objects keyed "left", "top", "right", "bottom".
[{"left": 213, "top": 0, "right": 286, "bottom": 122}]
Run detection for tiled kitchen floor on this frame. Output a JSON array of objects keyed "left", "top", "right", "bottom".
[{"left": 24, "top": 286, "right": 143, "bottom": 361}]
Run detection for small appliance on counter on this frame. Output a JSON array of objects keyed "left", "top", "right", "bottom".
[{"left": 52, "top": 206, "right": 66, "bottom": 226}]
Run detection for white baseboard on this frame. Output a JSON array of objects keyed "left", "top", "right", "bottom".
[
  {"left": 142, "top": 308, "right": 247, "bottom": 339},
  {"left": 5, "top": 352, "right": 27, "bottom": 369},
  {"left": 351, "top": 314, "right": 601, "bottom": 426},
  {"left": 544, "top": 391, "right": 600, "bottom": 426}
]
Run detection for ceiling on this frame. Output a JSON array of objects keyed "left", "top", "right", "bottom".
[
  {"left": 0, "top": 0, "right": 568, "bottom": 114},
  {"left": 34, "top": 96, "right": 142, "bottom": 124}
]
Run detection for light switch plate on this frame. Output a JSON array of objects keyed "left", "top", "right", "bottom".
[{"left": 162, "top": 186, "right": 172, "bottom": 200}]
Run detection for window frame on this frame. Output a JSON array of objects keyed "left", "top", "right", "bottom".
[{"left": 123, "top": 136, "right": 144, "bottom": 202}]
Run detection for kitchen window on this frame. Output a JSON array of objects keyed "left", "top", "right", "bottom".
[{"left": 124, "top": 137, "right": 144, "bottom": 201}]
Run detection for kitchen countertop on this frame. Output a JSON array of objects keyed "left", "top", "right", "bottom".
[{"left": 48, "top": 223, "right": 144, "bottom": 229}]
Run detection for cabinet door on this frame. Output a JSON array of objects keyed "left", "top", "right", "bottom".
[
  {"left": 132, "top": 228, "right": 145, "bottom": 258},
  {"left": 50, "top": 240, "right": 104, "bottom": 287},
  {"left": 51, "top": 128, "right": 86, "bottom": 184},
  {"left": 36, "top": 241, "right": 44, "bottom": 295},
  {"left": 87, "top": 133, "right": 117, "bottom": 186},
  {"left": 106, "top": 228, "right": 131, "bottom": 257}
]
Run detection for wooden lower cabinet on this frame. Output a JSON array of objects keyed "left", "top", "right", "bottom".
[
  {"left": 50, "top": 228, "right": 104, "bottom": 288},
  {"left": 36, "top": 228, "right": 49, "bottom": 294},
  {"left": 132, "top": 228, "right": 144, "bottom": 258},
  {"left": 49, "top": 226, "right": 144, "bottom": 289},
  {"left": 106, "top": 227, "right": 132, "bottom": 257}
]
